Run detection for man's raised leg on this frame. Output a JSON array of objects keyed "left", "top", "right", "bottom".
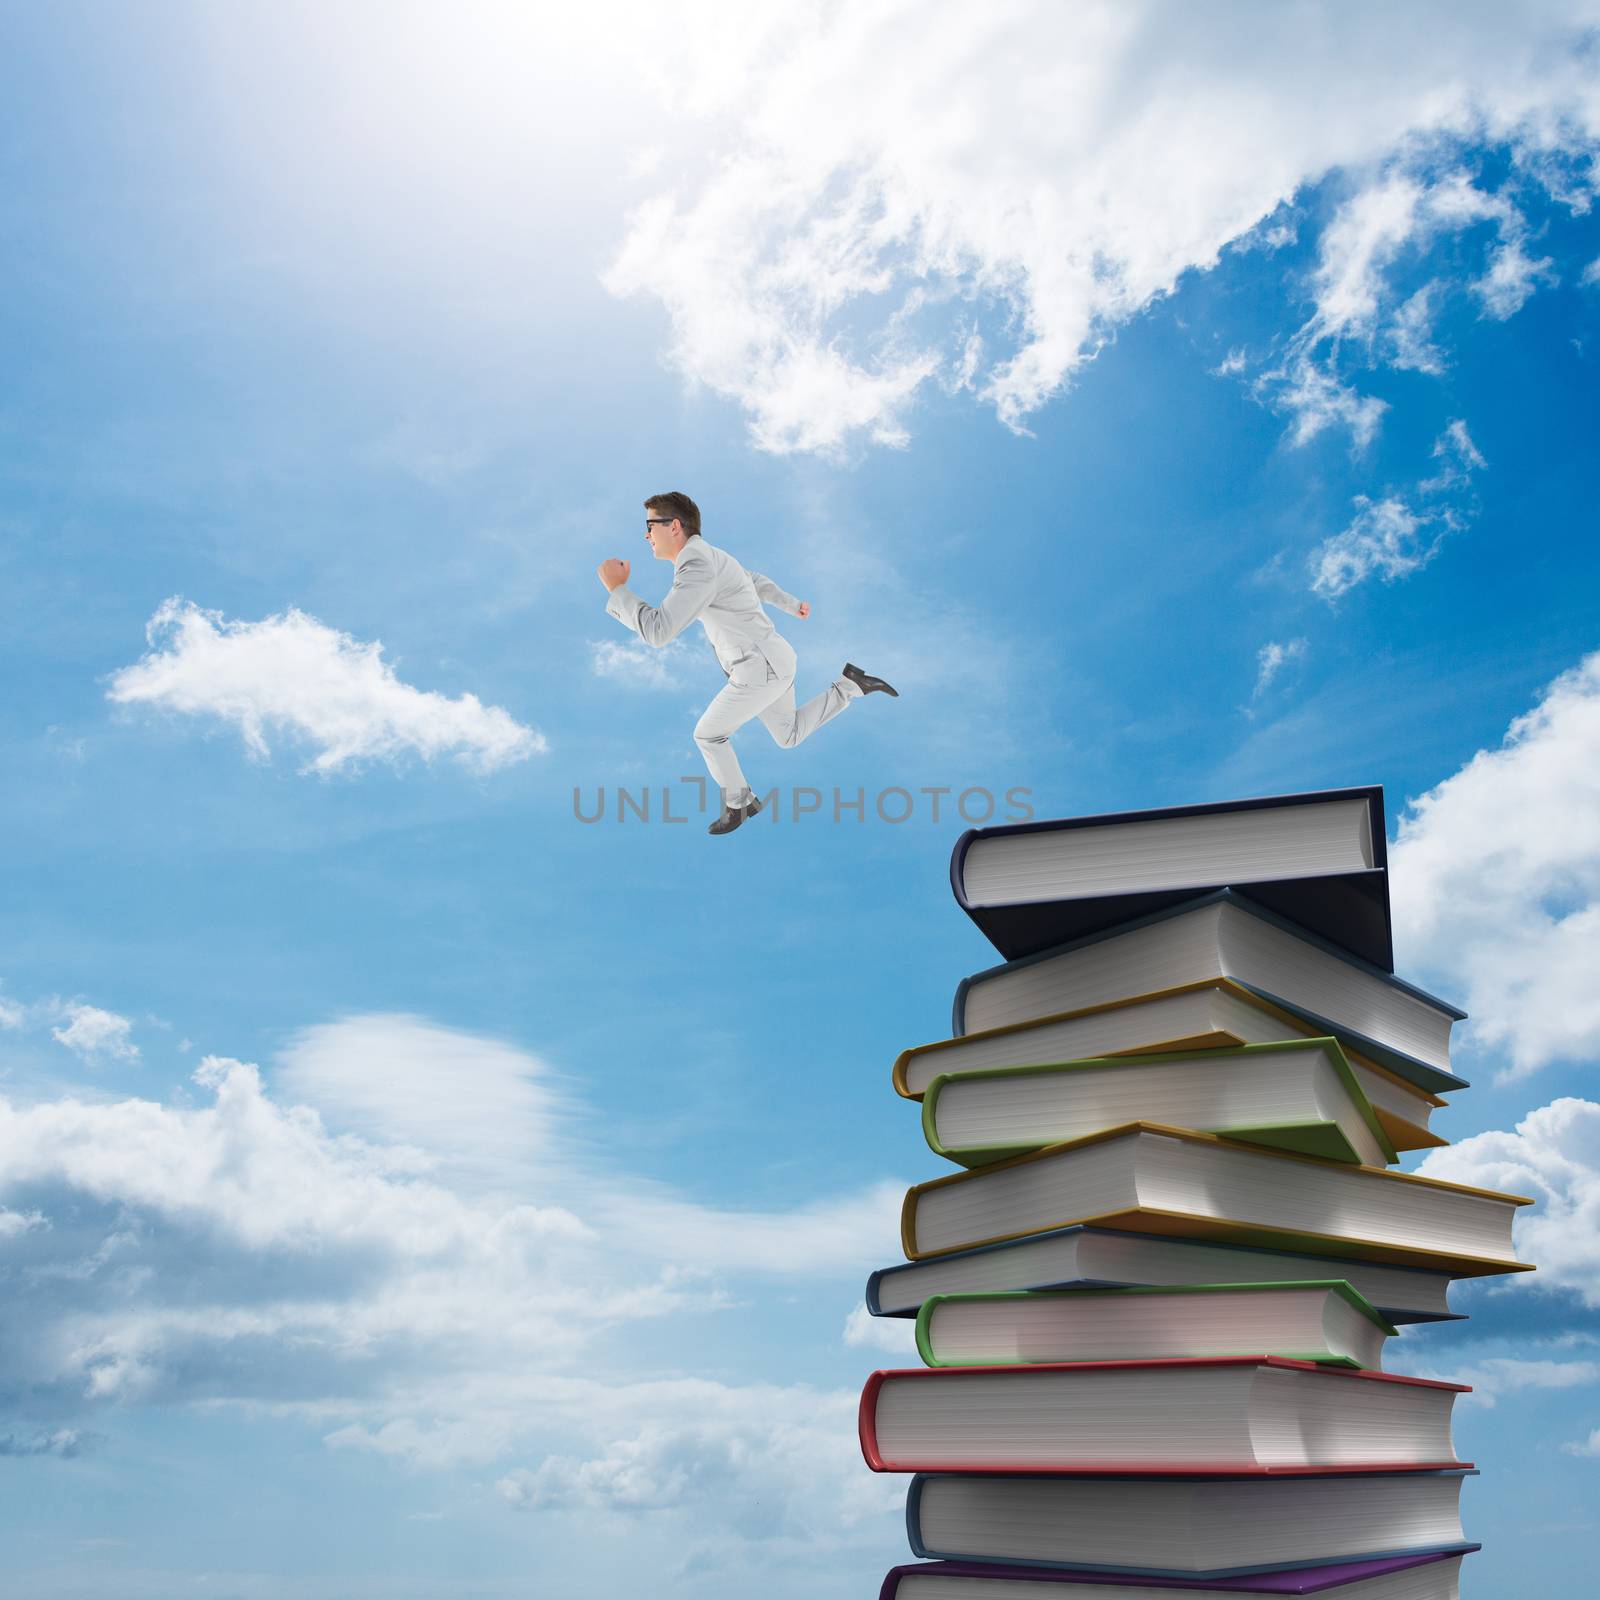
[{"left": 758, "top": 663, "right": 895, "bottom": 750}]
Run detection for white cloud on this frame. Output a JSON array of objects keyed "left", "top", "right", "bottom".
[
  {"left": 1475, "top": 232, "right": 1558, "bottom": 318},
  {"left": 1388, "top": 283, "right": 1445, "bottom": 373},
  {"left": 0, "top": 996, "right": 23, "bottom": 1030},
  {"left": 841, "top": 1303, "right": 918, "bottom": 1357},
  {"left": 0, "top": 1428, "right": 85, "bottom": 1458},
  {"left": 1305, "top": 174, "right": 1427, "bottom": 343},
  {"left": 1254, "top": 638, "right": 1308, "bottom": 697},
  {"left": 0, "top": 1206, "right": 46, "bottom": 1240},
  {"left": 1309, "top": 496, "right": 1448, "bottom": 599},
  {"left": 605, "top": 4, "right": 1600, "bottom": 454},
  {"left": 1564, "top": 1426, "right": 1600, "bottom": 1456},
  {"left": 1259, "top": 168, "right": 1554, "bottom": 446},
  {"left": 1426, "top": 1355, "right": 1600, "bottom": 1408},
  {"left": 106, "top": 598, "right": 544, "bottom": 775},
  {"left": 1581, "top": 256, "right": 1600, "bottom": 287},
  {"left": 0, "top": 1014, "right": 901, "bottom": 1560},
  {"left": 274, "top": 1014, "right": 577, "bottom": 1194},
  {"left": 1416, "top": 1098, "right": 1600, "bottom": 1307},
  {"left": 1302, "top": 418, "right": 1484, "bottom": 599},
  {"left": 1390, "top": 652, "right": 1600, "bottom": 1078},
  {"left": 589, "top": 636, "right": 694, "bottom": 690},
  {"left": 50, "top": 1004, "right": 139, "bottom": 1063},
  {"left": 1419, "top": 418, "right": 1488, "bottom": 493},
  {"left": 1269, "top": 361, "right": 1389, "bottom": 451}
]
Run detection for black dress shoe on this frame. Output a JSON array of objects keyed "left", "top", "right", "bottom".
[
  {"left": 707, "top": 793, "right": 763, "bottom": 836},
  {"left": 843, "top": 662, "right": 899, "bottom": 697}
]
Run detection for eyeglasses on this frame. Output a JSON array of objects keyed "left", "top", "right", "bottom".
[{"left": 645, "top": 518, "right": 674, "bottom": 530}]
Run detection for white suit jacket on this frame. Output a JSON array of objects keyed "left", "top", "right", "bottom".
[{"left": 605, "top": 538, "right": 801, "bottom": 686}]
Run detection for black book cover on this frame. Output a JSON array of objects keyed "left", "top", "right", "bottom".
[{"left": 951, "top": 788, "right": 1394, "bottom": 973}]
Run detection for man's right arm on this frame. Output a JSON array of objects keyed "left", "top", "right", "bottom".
[
  {"left": 605, "top": 546, "right": 716, "bottom": 646},
  {"left": 747, "top": 570, "right": 804, "bottom": 616}
]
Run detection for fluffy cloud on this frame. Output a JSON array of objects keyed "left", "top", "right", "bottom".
[
  {"left": 50, "top": 1003, "right": 139, "bottom": 1063},
  {"left": 841, "top": 1302, "right": 918, "bottom": 1357},
  {"left": 106, "top": 599, "right": 544, "bottom": 775},
  {"left": 1416, "top": 1098, "right": 1600, "bottom": 1305},
  {"left": 274, "top": 1014, "right": 576, "bottom": 1193},
  {"left": 1390, "top": 652, "right": 1600, "bottom": 1077},
  {"left": 0, "top": 1015, "right": 901, "bottom": 1558},
  {"left": 493, "top": 1386, "right": 891, "bottom": 1526},
  {"left": 589, "top": 636, "right": 694, "bottom": 690},
  {"left": 1309, "top": 496, "right": 1448, "bottom": 599},
  {"left": 1307, "top": 419, "right": 1485, "bottom": 599},
  {"left": 606, "top": 3, "right": 1600, "bottom": 454},
  {"left": 1257, "top": 169, "right": 1557, "bottom": 445},
  {"left": 0, "top": 991, "right": 139, "bottom": 1063},
  {"left": 1426, "top": 1355, "right": 1600, "bottom": 1409}
]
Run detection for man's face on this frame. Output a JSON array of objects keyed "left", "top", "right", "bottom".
[{"left": 644, "top": 515, "right": 683, "bottom": 560}]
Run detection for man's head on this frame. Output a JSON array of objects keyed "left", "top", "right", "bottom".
[{"left": 643, "top": 491, "right": 700, "bottom": 560}]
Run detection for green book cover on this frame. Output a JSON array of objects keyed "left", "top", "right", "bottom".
[
  {"left": 913, "top": 1279, "right": 1397, "bottom": 1368},
  {"left": 921, "top": 1037, "right": 1398, "bottom": 1168}
]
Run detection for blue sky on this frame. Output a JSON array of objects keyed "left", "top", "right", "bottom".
[{"left": 3, "top": 3, "right": 1600, "bottom": 1595}]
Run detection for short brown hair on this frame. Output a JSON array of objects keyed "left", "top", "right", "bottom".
[{"left": 644, "top": 491, "right": 701, "bottom": 538}]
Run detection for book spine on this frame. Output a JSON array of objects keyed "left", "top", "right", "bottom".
[
  {"left": 863, "top": 1266, "right": 890, "bottom": 1318},
  {"left": 859, "top": 1369, "right": 889, "bottom": 1472},
  {"left": 905, "top": 1474, "right": 931, "bottom": 1558}
]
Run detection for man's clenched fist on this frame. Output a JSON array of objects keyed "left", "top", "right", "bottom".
[{"left": 597, "top": 558, "right": 630, "bottom": 592}]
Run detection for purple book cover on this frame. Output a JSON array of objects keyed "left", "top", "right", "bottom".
[{"left": 878, "top": 1548, "right": 1472, "bottom": 1598}]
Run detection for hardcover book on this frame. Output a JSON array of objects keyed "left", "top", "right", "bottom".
[
  {"left": 893, "top": 979, "right": 1447, "bottom": 1152},
  {"left": 951, "top": 894, "right": 1465, "bottom": 1091},
  {"left": 950, "top": 787, "right": 1394, "bottom": 971},
  {"left": 859, "top": 1358, "right": 1466, "bottom": 1474},
  {"left": 900, "top": 1123, "right": 1532, "bottom": 1275},
  {"left": 921, "top": 1040, "right": 1396, "bottom": 1169},
  {"left": 879, "top": 1550, "right": 1470, "bottom": 1599},
  {"left": 905, "top": 1470, "right": 1475, "bottom": 1579},
  {"left": 865, "top": 1225, "right": 1461, "bottom": 1323},
  {"left": 913, "top": 1282, "right": 1396, "bottom": 1370}
]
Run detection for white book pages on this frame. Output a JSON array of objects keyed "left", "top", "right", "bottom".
[
  {"left": 892, "top": 1556, "right": 1463, "bottom": 1600},
  {"left": 914, "top": 1471, "right": 1467, "bottom": 1573},
  {"left": 870, "top": 1229, "right": 1455, "bottom": 1321},
  {"left": 908, "top": 1128, "right": 1521, "bottom": 1263},
  {"left": 961, "top": 796, "right": 1374, "bottom": 906},
  {"left": 870, "top": 1363, "right": 1456, "bottom": 1468},
  {"left": 913, "top": 1135, "right": 1139, "bottom": 1256},
  {"left": 922, "top": 1285, "right": 1388, "bottom": 1368},
  {"left": 899, "top": 986, "right": 1441, "bottom": 1137},
  {"left": 1349, "top": 1060, "right": 1439, "bottom": 1138},
  {"left": 929, "top": 1045, "right": 1389, "bottom": 1167},
  {"left": 960, "top": 902, "right": 1455, "bottom": 1074}
]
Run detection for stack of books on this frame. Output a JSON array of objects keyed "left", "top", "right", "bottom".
[{"left": 860, "top": 788, "right": 1533, "bottom": 1600}]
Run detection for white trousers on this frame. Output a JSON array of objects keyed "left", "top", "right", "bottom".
[{"left": 693, "top": 650, "right": 861, "bottom": 804}]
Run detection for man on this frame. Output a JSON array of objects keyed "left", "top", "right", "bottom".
[{"left": 597, "top": 491, "right": 897, "bottom": 836}]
